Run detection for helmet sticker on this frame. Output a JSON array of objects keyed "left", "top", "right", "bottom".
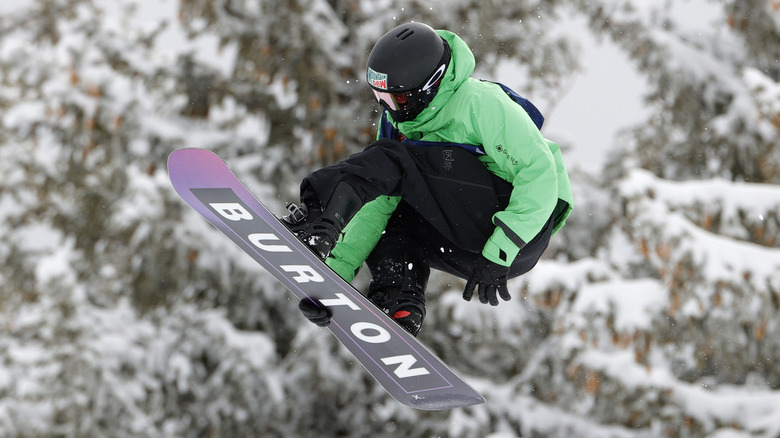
[{"left": 368, "top": 67, "right": 388, "bottom": 90}]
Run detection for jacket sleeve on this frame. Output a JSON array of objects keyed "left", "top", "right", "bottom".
[
  {"left": 326, "top": 195, "right": 400, "bottom": 282},
  {"left": 473, "top": 92, "right": 560, "bottom": 267}
]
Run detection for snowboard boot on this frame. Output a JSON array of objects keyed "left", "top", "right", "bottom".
[
  {"left": 283, "top": 182, "right": 362, "bottom": 260},
  {"left": 365, "top": 233, "right": 430, "bottom": 336},
  {"left": 368, "top": 287, "right": 426, "bottom": 337}
]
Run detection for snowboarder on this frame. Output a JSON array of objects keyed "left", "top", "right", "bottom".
[{"left": 284, "top": 22, "right": 573, "bottom": 336}]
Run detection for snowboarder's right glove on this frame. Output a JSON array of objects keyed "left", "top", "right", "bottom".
[
  {"left": 463, "top": 256, "right": 511, "bottom": 306},
  {"left": 298, "top": 298, "right": 331, "bottom": 327}
]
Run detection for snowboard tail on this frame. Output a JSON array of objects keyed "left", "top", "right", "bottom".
[{"left": 168, "top": 148, "right": 485, "bottom": 410}]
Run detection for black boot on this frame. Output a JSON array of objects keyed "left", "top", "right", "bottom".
[
  {"left": 365, "top": 232, "right": 430, "bottom": 336},
  {"left": 368, "top": 287, "right": 426, "bottom": 337},
  {"left": 283, "top": 182, "right": 362, "bottom": 260}
]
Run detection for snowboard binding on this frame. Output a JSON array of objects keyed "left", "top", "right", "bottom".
[
  {"left": 282, "top": 182, "right": 362, "bottom": 261},
  {"left": 282, "top": 202, "right": 339, "bottom": 260}
]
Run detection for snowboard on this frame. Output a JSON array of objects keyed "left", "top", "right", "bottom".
[{"left": 167, "top": 148, "right": 485, "bottom": 410}]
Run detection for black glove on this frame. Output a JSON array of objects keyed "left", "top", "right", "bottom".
[
  {"left": 298, "top": 298, "right": 331, "bottom": 327},
  {"left": 463, "top": 256, "right": 511, "bottom": 306}
]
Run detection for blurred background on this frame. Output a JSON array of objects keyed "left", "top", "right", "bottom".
[{"left": 0, "top": 0, "right": 778, "bottom": 437}]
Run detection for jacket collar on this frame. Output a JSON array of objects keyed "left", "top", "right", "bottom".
[{"left": 389, "top": 30, "right": 476, "bottom": 131}]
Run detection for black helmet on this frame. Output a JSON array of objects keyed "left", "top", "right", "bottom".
[{"left": 367, "top": 22, "right": 451, "bottom": 122}]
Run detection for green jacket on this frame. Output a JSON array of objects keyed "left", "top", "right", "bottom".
[{"left": 327, "top": 30, "right": 573, "bottom": 281}]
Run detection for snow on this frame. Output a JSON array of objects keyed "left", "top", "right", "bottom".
[
  {"left": 91, "top": 0, "right": 238, "bottom": 77},
  {"left": 577, "top": 347, "right": 780, "bottom": 433},
  {"left": 572, "top": 279, "right": 668, "bottom": 332},
  {"left": 267, "top": 76, "right": 299, "bottom": 110},
  {"left": 621, "top": 168, "right": 780, "bottom": 212},
  {"left": 620, "top": 168, "right": 780, "bottom": 285},
  {"left": 34, "top": 237, "right": 78, "bottom": 285}
]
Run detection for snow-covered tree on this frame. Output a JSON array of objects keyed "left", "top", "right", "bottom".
[{"left": 524, "top": 1, "right": 780, "bottom": 436}]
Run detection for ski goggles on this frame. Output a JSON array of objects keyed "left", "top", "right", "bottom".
[{"left": 372, "top": 89, "right": 413, "bottom": 111}]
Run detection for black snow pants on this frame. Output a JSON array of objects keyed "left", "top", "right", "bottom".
[{"left": 300, "top": 138, "right": 555, "bottom": 295}]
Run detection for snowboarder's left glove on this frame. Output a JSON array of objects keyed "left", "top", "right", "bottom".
[
  {"left": 463, "top": 256, "right": 511, "bottom": 306},
  {"left": 298, "top": 298, "right": 332, "bottom": 327}
]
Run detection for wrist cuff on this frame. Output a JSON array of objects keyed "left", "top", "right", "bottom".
[{"left": 482, "top": 227, "right": 521, "bottom": 267}]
